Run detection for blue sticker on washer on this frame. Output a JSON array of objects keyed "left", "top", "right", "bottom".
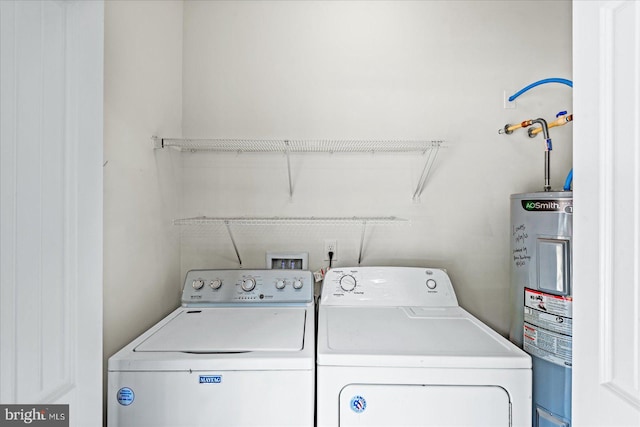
[
  {"left": 350, "top": 395, "right": 367, "bottom": 413},
  {"left": 117, "top": 387, "right": 135, "bottom": 406}
]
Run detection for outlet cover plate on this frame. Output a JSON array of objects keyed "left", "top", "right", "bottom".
[{"left": 324, "top": 239, "right": 337, "bottom": 261}]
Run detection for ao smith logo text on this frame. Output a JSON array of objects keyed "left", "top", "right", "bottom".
[{"left": 521, "top": 200, "right": 573, "bottom": 213}]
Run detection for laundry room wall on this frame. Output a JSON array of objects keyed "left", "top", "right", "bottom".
[
  {"left": 178, "top": 0, "right": 573, "bottom": 335},
  {"left": 103, "top": 0, "right": 183, "bottom": 384}
]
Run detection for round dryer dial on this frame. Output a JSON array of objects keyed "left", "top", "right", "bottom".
[
  {"left": 210, "top": 279, "right": 222, "bottom": 290},
  {"left": 339, "top": 274, "right": 357, "bottom": 292},
  {"left": 192, "top": 279, "right": 205, "bottom": 290},
  {"left": 426, "top": 279, "right": 437, "bottom": 290},
  {"left": 241, "top": 277, "right": 256, "bottom": 292},
  {"left": 275, "top": 279, "right": 286, "bottom": 290},
  {"left": 293, "top": 279, "right": 303, "bottom": 289}
]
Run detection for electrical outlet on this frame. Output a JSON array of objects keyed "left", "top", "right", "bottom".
[{"left": 324, "top": 239, "right": 337, "bottom": 261}]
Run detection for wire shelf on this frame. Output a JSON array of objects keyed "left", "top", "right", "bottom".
[
  {"left": 155, "top": 137, "right": 443, "bottom": 153},
  {"left": 174, "top": 216, "right": 407, "bottom": 226},
  {"left": 152, "top": 136, "right": 443, "bottom": 200}
]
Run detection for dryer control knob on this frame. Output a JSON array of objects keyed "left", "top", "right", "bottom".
[
  {"left": 210, "top": 279, "right": 222, "bottom": 290},
  {"left": 340, "top": 275, "right": 357, "bottom": 292},
  {"left": 275, "top": 280, "right": 286, "bottom": 290},
  {"left": 241, "top": 277, "right": 256, "bottom": 292},
  {"left": 192, "top": 279, "right": 205, "bottom": 290},
  {"left": 426, "top": 279, "right": 437, "bottom": 290},
  {"left": 293, "top": 279, "right": 303, "bottom": 289}
]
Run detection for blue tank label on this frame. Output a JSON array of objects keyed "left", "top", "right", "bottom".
[
  {"left": 199, "top": 375, "right": 222, "bottom": 384},
  {"left": 350, "top": 395, "right": 367, "bottom": 413},
  {"left": 117, "top": 387, "right": 134, "bottom": 406}
]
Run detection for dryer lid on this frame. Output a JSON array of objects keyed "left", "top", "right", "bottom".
[
  {"left": 134, "top": 307, "right": 306, "bottom": 353},
  {"left": 318, "top": 306, "right": 530, "bottom": 368}
]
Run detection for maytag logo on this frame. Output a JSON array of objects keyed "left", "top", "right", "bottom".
[
  {"left": 199, "top": 375, "right": 222, "bottom": 384},
  {"left": 0, "top": 405, "right": 68, "bottom": 426},
  {"left": 521, "top": 199, "right": 572, "bottom": 213}
]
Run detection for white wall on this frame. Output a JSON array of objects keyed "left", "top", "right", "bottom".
[
  {"left": 180, "top": 0, "right": 573, "bottom": 333},
  {"left": 103, "top": 0, "right": 183, "bottom": 383}
]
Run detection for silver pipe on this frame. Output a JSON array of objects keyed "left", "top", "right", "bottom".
[{"left": 530, "top": 118, "right": 552, "bottom": 192}]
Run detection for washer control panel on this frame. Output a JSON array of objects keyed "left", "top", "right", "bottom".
[
  {"left": 182, "top": 269, "right": 313, "bottom": 306},
  {"left": 320, "top": 267, "right": 458, "bottom": 307}
]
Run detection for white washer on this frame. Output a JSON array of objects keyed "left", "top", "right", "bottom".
[
  {"left": 108, "top": 269, "right": 315, "bottom": 426},
  {"left": 317, "top": 267, "right": 532, "bottom": 427}
]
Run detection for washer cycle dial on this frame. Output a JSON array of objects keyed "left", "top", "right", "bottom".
[
  {"left": 192, "top": 279, "right": 205, "bottom": 290},
  {"left": 426, "top": 279, "right": 437, "bottom": 290},
  {"left": 210, "top": 279, "right": 222, "bottom": 290},
  {"left": 241, "top": 277, "right": 256, "bottom": 292},
  {"left": 340, "top": 275, "right": 357, "bottom": 292},
  {"left": 293, "top": 279, "right": 303, "bottom": 289},
  {"left": 275, "top": 280, "right": 286, "bottom": 290}
]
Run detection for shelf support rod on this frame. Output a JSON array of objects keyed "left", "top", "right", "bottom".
[
  {"left": 358, "top": 220, "right": 367, "bottom": 265},
  {"left": 224, "top": 220, "right": 242, "bottom": 266},
  {"left": 412, "top": 144, "right": 440, "bottom": 201},
  {"left": 285, "top": 140, "right": 293, "bottom": 198}
]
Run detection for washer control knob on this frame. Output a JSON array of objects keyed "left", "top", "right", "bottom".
[
  {"left": 340, "top": 275, "right": 357, "bottom": 292},
  {"left": 275, "top": 279, "right": 286, "bottom": 290},
  {"left": 241, "top": 277, "right": 256, "bottom": 292},
  {"left": 426, "top": 279, "right": 437, "bottom": 290},
  {"left": 293, "top": 279, "right": 303, "bottom": 289},
  {"left": 210, "top": 279, "right": 222, "bottom": 290},
  {"left": 192, "top": 279, "right": 205, "bottom": 290}
]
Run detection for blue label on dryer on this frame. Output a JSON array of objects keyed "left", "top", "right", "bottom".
[
  {"left": 350, "top": 395, "right": 367, "bottom": 413},
  {"left": 117, "top": 387, "right": 135, "bottom": 406},
  {"left": 199, "top": 375, "right": 222, "bottom": 384}
]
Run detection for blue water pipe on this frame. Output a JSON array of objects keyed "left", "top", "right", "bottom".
[
  {"left": 508, "top": 78, "right": 574, "bottom": 191},
  {"left": 508, "top": 78, "right": 573, "bottom": 102},
  {"left": 563, "top": 168, "right": 573, "bottom": 191}
]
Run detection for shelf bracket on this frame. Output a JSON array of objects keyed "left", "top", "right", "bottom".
[
  {"left": 284, "top": 140, "right": 293, "bottom": 198},
  {"left": 152, "top": 136, "right": 163, "bottom": 149},
  {"left": 412, "top": 144, "right": 440, "bottom": 201},
  {"left": 358, "top": 220, "right": 367, "bottom": 265},
  {"left": 224, "top": 220, "right": 242, "bottom": 266}
]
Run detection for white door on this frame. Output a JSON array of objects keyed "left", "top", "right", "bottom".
[
  {"left": 573, "top": 1, "right": 640, "bottom": 425},
  {"left": 0, "top": 1, "right": 103, "bottom": 425}
]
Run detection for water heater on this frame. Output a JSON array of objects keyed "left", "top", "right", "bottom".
[{"left": 509, "top": 191, "right": 573, "bottom": 427}]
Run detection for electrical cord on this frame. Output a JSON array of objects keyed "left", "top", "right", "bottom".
[{"left": 328, "top": 251, "right": 334, "bottom": 269}]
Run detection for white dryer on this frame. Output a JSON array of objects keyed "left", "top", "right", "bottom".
[
  {"left": 316, "top": 266, "right": 532, "bottom": 427},
  {"left": 108, "top": 269, "right": 315, "bottom": 427}
]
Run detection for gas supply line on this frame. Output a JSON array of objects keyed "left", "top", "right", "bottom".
[
  {"left": 498, "top": 119, "right": 535, "bottom": 135},
  {"left": 499, "top": 116, "right": 551, "bottom": 191},
  {"left": 527, "top": 111, "right": 573, "bottom": 137},
  {"left": 500, "top": 77, "right": 574, "bottom": 192},
  {"left": 498, "top": 111, "right": 572, "bottom": 137}
]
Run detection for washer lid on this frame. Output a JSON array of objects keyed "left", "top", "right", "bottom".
[
  {"left": 135, "top": 307, "right": 306, "bottom": 353},
  {"left": 318, "top": 306, "right": 530, "bottom": 368}
]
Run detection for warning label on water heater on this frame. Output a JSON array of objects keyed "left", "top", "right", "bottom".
[{"left": 523, "top": 288, "right": 573, "bottom": 367}]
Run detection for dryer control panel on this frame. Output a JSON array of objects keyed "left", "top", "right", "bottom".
[
  {"left": 182, "top": 269, "right": 313, "bottom": 306},
  {"left": 320, "top": 267, "right": 458, "bottom": 307}
]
